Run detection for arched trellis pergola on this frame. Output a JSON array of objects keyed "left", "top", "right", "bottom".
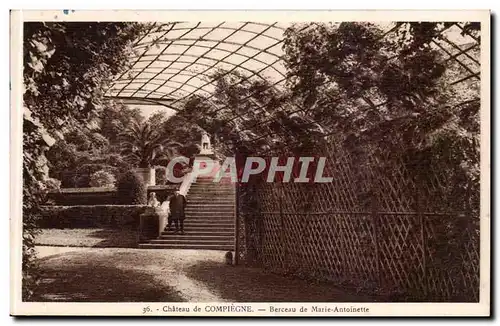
[
  {"left": 106, "top": 21, "right": 481, "bottom": 302},
  {"left": 105, "top": 21, "right": 480, "bottom": 154}
]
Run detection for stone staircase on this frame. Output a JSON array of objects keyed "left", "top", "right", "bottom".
[{"left": 139, "top": 176, "right": 236, "bottom": 250}]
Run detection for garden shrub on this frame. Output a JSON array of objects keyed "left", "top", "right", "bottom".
[
  {"left": 90, "top": 170, "right": 116, "bottom": 188},
  {"left": 44, "top": 178, "right": 61, "bottom": 191},
  {"left": 39, "top": 205, "right": 149, "bottom": 229},
  {"left": 46, "top": 185, "right": 176, "bottom": 206},
  {"left": 75, "top": 174, "right": 91, "bottom": 188},
  {"left": 68, "top": 163, "right": 120, "bottom": 188},
  {"left": 116, "top": 170, "right": 147, "bottom": 205}
]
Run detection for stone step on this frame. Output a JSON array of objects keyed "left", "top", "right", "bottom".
[
  {"left": 195, "top": 177, "right": 234, "bottom": 180},
  {"left": 187, "top": 193, "right": 235, "bottom": 197},
  {"left": 189, "top": 188, "right": 234, "bottom": 191},
  {"left": 186, "top": 202, "right": 234, "bottom": 205},
  {"left": 185, "top": 213, "right": 235, "bottom": 216},
  {"left": 138, "top": 243, "right": 234, "bottom": 250},
  {"left": 171, "top": 218, "right": 234, "bottom": 222},
  {"left": 183, "top": 224, "right": 234, "bottom": 228},
  {"left": 174, "top": 226, "right": 234, "bottom": 232},
  {"left": 176, "top": 214, "right": 234, "bottom": 223},
  {"left": 183, "top": 221, "right": 234, "bottom": 224},
  {"left": 184, "top": 217, "right": 234, "bottom": 222},
  {"left": 188, "top": 188, "right": 235, "bottom": 192},
  {"left": 184, "top": 216, "right": 234, "bottom": 221},
  {"left": 168, "top": 221, "right": 234, "bottom": 226},
  {"left": 188, "top": 193, "right": 234, "bottom": 196},
  {"left": 149, "top": 238, "right": 234, "bottom": 245},
  {"left": 158, "top": 234, "right": 234, "bottom": 241},
  {"left": 191, "top": 182, "right": 234, "bottom": 186},
  {"left": 182, "top": 218, "right": 234, "bottom": 223},
  {"left": 187, "top": 195, "right": 234, "bottom": 198},
  {"left": 185, "top": 207, "right": 235, "bottom": 212},
  {"left": 186, "top": 202, "right": 235, "bottom": 206},
  {"left": 186, "top": 205, "right": 234, "bottom": 208},
  {"left": 190, "top": 181, "right": 234, "bottom": 185},
  {"left": 190, "top": 181, "right": 234, "bottom": 184},
  {"left": 188, "top": 187, "right": 235, "bottom": 190},
  {"left": 186, "top": 203, "right": 234, "bottom": 206},
  {"left": 189, "top": 192, "right": 233, "bottom": 196},
  {"left": 187, "top": 198, "right": 235, "bottom": 202},
  {"left": 185, "top": 211, "right": 234, "bottom": 215},
  {"left": 185, "top": 210, "right": 234, "bottom": 214},
  {"left": 185, "top": 214, "right": 234, "bottom": 221},
  {"left": 187, "top": 196, "right": 236, "bottom": 205},
  {"left": 187, "top": 197, "right": 235, "bottom": 201},
  {"left": 186, "top": 208, "right": 235, "bottom": 211},
  {"left": 187, "top": 191, "right": 235, "bottom": 195},
  {"left": 186, "top": 205, "right": 235, "bottom": 209},
  {"left": 190, "top": 182, "right": 234, "bottom": 185},
  {"left": 161, "top": 230, "right": 234, "bottom": 236},
  {"left": 188, "top": 195, "right": 234, "bottom": 198},
  {"left": 180, "top": 223, "right": 234, "bottom": 229},
  {"left": 188, "top": 186, "right": 234, "bottom": 189},
  {"left": 191, "top": 178, "right": 234, "bottom": 183}
]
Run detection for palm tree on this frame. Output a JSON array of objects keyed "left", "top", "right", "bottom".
[{"left": 119, "top": 119, "right": 182, "bottom": 168}]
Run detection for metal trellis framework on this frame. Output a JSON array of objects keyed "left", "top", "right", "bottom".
[{"left": 106, "top": 21, "right": 480, "bottom": 153}]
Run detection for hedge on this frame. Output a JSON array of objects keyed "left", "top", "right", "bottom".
[
  {"left": 46, "top": 185, "right": 178, "bottom": 206},
  {"left": 39, "top": 205, "right": 150, "bottom": 229}
]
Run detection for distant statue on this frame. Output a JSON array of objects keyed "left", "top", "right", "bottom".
[
  {"left": 148, "top": 192, "right": 160, "bottom": 207},
  {"left": 200, "top": 132, "right": 213, "bottom": 154},
  {"left": 201, "top": 132, "right": 210, "bottom": 150}
]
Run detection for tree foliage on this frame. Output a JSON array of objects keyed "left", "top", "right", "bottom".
[
  {"left": 174, "top": 22, "right": 479, "bottom": 215},
  {"left": 23, "top": 22, "right": 147, "bottom": 299},
  {"left": 45, "top": 101, "right": 145, "bottom": 187},
  {"left": 282, "top": 22, "right": 479, "bottom": 212},
  {"left": 99, "top": 102, "right": 144, "bottom": 151},
  {"left": 119, "top": 117, "right": 183, "bottom": 168}
]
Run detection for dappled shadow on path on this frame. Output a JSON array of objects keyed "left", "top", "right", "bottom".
[
  {"left": 187, "top": 261, "right": 380, "bottom": 302},
  {"left": 30, "top": 250, "right": 183, "bottom": 302}
]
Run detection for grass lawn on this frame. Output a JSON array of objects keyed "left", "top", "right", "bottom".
[{"left": 35, "top": 228, "right": 138, "bottom": 248}]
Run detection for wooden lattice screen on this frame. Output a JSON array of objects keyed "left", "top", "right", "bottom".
[{"left": 236, "top": 136, "right": 479, "bottom": 302}]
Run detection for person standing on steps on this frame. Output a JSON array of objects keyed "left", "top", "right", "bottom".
[{"left": 169, "top": 190, "right": 187, "bottom": 234}]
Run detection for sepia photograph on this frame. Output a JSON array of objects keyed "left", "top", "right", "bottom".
[{"left": 10, "top": 10, "right": 490, "bottom": 316}]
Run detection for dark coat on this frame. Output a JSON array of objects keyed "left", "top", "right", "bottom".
[{"left": 169, "top": 194, "right": 187, "bottom": 220}]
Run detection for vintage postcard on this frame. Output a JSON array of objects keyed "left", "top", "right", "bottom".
[{"left": 10, "top": 10, "right": 490, "bottom": 317}]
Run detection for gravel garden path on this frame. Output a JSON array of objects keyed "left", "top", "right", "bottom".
[{"left": 33, "top": 245, "right": 377, "bottom": 302}]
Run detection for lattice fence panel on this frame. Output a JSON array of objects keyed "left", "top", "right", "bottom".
[{"left": 236, "top": 137, "right": 480, "bottom": 301}]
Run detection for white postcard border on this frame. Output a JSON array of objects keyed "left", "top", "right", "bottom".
[{"left": 10, "top": 9, "right": 491, "bottom": 317}]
